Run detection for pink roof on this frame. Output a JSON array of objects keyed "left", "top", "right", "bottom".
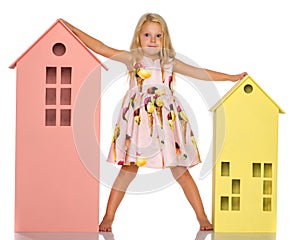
[{"left": 9, "top": 19, "right": 108, "bottom": 70}]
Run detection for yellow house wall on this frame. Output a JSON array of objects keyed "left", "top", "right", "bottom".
[{"left": 212, "top": 80, "right": 278, "bottom": 232}]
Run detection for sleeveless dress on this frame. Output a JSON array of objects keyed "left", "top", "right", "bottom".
[{"left": 107, "top": 56, "right": 201, "bottom": 168}]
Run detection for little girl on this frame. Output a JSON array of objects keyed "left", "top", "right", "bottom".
[{"left": 60, "top": 13, "right": 246, "bottom": 232}]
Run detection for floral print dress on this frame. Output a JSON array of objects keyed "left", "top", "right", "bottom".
[{"left": 107, "top": 56, "right": 201, "bottom": 168}]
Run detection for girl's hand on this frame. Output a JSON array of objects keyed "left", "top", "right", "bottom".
[{"left": 229, "top": 72, "right": 248, "bottom": 82}]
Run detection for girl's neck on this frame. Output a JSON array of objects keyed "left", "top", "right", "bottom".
[{"left": 143, "top": 53, "right": 160, "bottom": 61}]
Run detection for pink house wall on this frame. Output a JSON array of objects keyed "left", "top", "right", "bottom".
[{"left": 12, "top": 21, "right": 101, "bottom": 232}]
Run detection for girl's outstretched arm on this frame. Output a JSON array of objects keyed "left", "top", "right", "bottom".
[
  {"left": 59, "top": 19, "right": 131, "bottom": 64},
  {"left": 173, "top": 58, "right": 247, "bottom": 82}
]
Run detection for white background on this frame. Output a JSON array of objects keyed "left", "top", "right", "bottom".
[{"left": 1, "top": 0, "right": 299, "bottom": 239}]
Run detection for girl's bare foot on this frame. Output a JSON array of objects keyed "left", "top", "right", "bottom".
[
  {"left": 99, "top": 216, "right": 114, "bottom": 232},
  {"left": 198, "top": 217, "right": 213, "bottom": 231}
]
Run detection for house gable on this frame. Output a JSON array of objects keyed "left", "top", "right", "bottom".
[
  {"left": 210, "top": 75, "right": 285, "bottom": 114},
  {"left": 9, "top": 19, "right": 106, "bottom": 69}
]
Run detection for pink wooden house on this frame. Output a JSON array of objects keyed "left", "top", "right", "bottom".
[{"left": 10, "top": 19, "right": 104, "bottom": 232}]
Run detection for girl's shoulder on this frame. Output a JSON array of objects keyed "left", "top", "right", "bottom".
[{"left": 111, "top": 50, "right": 133, "bottom": 65}]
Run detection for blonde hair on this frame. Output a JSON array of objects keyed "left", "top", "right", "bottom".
[{"left": 130, "top": 13, "right": 175, "bottom": 65}]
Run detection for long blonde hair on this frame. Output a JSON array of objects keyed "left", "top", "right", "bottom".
[{"left": 130, "top": 13, "right": 175, "bottom": 65}]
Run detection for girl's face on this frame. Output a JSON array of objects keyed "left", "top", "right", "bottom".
[{"left": 139, "top": 21, "right": 163, "bottom": 59}]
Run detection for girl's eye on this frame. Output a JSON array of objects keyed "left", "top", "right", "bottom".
[
  {"left": 144, "top": 33, "right": 150, "bottom": 37},
  {"left": 156, "top": 34, "right": 162, "bottom": 38}
]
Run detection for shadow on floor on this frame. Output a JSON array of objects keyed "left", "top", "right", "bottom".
[{"left": 14, "top": 230, "right": 276, "bottom": 240}]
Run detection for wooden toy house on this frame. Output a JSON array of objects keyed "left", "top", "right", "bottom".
[
  {"left": 10, "top": 19, "right": 104, "bottom": 232},
  {"left": 210, "top": 75, "right": 284, "bottom": 232}
]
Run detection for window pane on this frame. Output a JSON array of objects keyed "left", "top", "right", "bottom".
[
  {"left": 60, "top": 88, "right": 71, "bottom": 105},
  {"left": 232, "top": 197, "right": 240, "bottom": 211},
  {"left": 263, "top": 180, "right": 272, "bottom": 195},
  {"left": 221, "top": 162, "right": 230, "bottom": 176},
  {"left": 232, "top": 179, "right": 240, "bottom": 194},
  {"left": 253, "top": 163, "right": 261, "bottom": 177},
  {"left": 221, "top": 196, "right": 229, "bottom": 211},
  {"left": 45, "top": 109, "right": 56, "bottom": 126},
  {"left": 46, "top": 67, "right": 56, "bottom": 84},
  {"left": 264, "top": 163, "right": 272, "bottom": 178},
  {"left": 61, "top": 67, "right": 72, "bottom": 84},
  {"left": 60, "top": 109, "right": 71, "bottom": 126},
  {"left": 52, "top": 43, "right": 66, "bottom": 56},
  {"left": 263, "top": 198, "right": 272, "bottom": 211},
  {"left": 46, "top": 88, "right": 56, "bottom": 105}
]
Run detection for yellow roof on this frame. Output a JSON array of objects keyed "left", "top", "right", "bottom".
[{"left": 209, "top": 75, "right": 285, "bottom": 113}]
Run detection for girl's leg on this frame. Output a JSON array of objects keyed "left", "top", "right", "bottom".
[
  {"left": 99, "top": 163, "right": 139, "bottom": 232},
  {"left": 170, "top": 166, "right": 213, "bottom": 231}
]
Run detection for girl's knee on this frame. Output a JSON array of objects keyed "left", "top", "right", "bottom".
[
  {"left": 171, "top": 167, "right": 191, "bottom": 184},
  {"left": 118, "top": 164, "right": 138, "bottom": 182}
]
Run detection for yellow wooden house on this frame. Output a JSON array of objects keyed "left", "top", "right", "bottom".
[{"left": 210, "top": 75, "right": 284, "bottom": 232}]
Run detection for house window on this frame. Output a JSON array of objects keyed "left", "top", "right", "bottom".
[
  {"left": 45, "top": 109, "right": 56, "bottom": 126},
  {"left": 263, "top": 180, "right": 272, "bottom": 195},
  {"left": 263, "top": 198, "right": 272, "bottom": 211},
  {"left": 45, "top": 66, "right": 72, "bottom": 126},
  {"left": 60, "top": 109, "right": 71, "bottom": 126},
  {"left": 46, "top": 67, "right": 56, "bottom": 84},
  {"left": 52, "top": 43, "right": 66, "bottom": 56},
  {"left": 232, "top": 179, "right": 240, "bottom": 194},
  {"left": 252, "top": 163, "right": 261, "bottom": 177},
  {"left": 60, "top": 88, "right": 71, "bottom": 105},
  {"left": 220, "top": 179, "right": 241, "bottom": 211},
  {"left": 232, "top": 197, "right": 240, "bottom": 211},
  {"left": 220, "top": 162, "right": 242, "bottom": 211},
  {"left": 221, "top": 162, "right": 230, "bottom": 176},
  {"left": 252, "top": 162, "right": 274, "bottom": 212},
  {"left": 264, "top": 163, "right": 272, "bottom": 178},
  {"left": 45, "top": 88, "right": 56, "bottom": 105},
  {"left": 220, "top": 196, "right": 229, "bottom": 211},
  {"left": 61, "top": 67, "right": 72, "bottom": 84},
  {"left": 244, "top": 84, "right": 253, "bottom": 94}
]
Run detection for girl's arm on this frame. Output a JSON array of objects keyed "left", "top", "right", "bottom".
[
  {"left": 59, "top": 19, "right": 132, "bottom": 64},
  {"left": 173, "top": 58, "right": 247, "bottom": 82}
]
